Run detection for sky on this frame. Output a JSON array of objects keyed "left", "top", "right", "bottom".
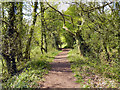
[
  {"left": 23, "top": 1, "right": 70, "bottom": 24},
  {"left": 22, "top": 0, "right": 116, "bottom": 25},
  {"left": 58, "top": 3, "right": 70, "bottom": 12}
]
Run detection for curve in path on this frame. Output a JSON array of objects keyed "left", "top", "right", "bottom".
[{"left": 40, "top": 49, "right": 80, "bottom": 88}]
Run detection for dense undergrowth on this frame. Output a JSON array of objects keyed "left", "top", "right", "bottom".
[
  {"left": 68, "top": 48, "right": 120, "bottom": 88},
  {"left": 2, "top": 47, "right": 60, "bottom": 88}
]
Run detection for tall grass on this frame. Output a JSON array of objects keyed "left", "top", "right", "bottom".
[
  {"left": 68, "top": 48, "right": 120, "bottom": 88},
  {"left": 2, "top": 46, "right": 60, "bottom": 88}
]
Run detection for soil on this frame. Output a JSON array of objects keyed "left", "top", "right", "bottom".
[{"left": 40, "top": 49, "right": 80, "bottom": 88}]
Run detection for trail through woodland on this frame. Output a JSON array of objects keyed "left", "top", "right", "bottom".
[{"left": 40, "top": 49, "right": 80, "bottom": 88}]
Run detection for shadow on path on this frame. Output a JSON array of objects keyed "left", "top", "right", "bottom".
[{"left": 40, "top": 48, "right": 80, "bottom": 88}]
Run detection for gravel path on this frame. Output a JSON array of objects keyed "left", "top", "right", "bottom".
[{"left": 40, "top": 49, "right": 80, "bottom": 88}]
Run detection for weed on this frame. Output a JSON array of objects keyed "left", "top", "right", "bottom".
[
  {"left": 2, "top": 47, "right": 60, "bottom": 88},
  {"left": 68, "top": 48, "right": 120, "bottom": 88}
]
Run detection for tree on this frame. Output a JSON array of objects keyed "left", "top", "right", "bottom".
[
  {"left": 25, "top": 1, "right": 38, "bottom": 59},
  {"left": 2, "top": 2, "right": 17, "bottom": 75},
  {"left": 40, "top": 2, "right": 47, "bottom": 54},
  {"left": 16, "top": 2, "right": 23, "bottom": 62}
]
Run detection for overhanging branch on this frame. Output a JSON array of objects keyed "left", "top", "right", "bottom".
[
  {"left": 45, "top": 0, "right": 65, "bottom": 25},
  {"left": 45, "top": 1, "right": 76, "bottom": 37},
  {"left": 80, "top": 2, "right": 113, "bottom": 13}
]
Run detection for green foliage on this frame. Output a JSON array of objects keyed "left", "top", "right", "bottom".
[
  {"left": 68, "top": 48, "right": 120, "bottom": 88},
  {"left": 61, "top": 31, "right": 75, "bottom": 48},
  {"left": 3, "top": 47, "right": 60, "bottom": 88},
  {"left": 1, "top": 1, "right": 120, "bottom": 88},
  {"left": 63, "top": 2, "right": 120, "bottom": 61}
]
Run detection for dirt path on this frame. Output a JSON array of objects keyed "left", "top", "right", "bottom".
[{"left": 40, "top": 49, "right": 80, "bottom": 88}]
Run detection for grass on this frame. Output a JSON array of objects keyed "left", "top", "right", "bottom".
[
  {"left": 2, "top": 46, "right": 61, "bottom": 88},
  {"left": 68, "top": 47, "right": 120, "bottom": 88}
]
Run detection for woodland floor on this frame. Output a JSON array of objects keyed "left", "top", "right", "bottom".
[{"left": 39, "top": 49, "right": 80, "bottom": 88}]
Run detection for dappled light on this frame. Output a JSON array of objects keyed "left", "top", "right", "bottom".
[
  {"left": 39, "top": 49, "right": 80, "bottom": 88},
  {"left": 1, "top": 1, "right": 120, "bottom": 89}
]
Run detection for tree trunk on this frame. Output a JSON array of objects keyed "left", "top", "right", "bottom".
[
  {"left": 1, "top": 2, "right": 4, "bottom": 74},
  {"left": 53, "top": 33, "right": 59, "bottom": 49},
  {"left": 118, "top": 31, "right": 120, "bottom": 61},
  {"left": 8, "top": 2, "right": 17, "bottom": 75},
  {"left": 41, "top": 33, "right": 44, "bottom": 54},
  {"left": 44, "top": 33, "right": 47, "bottom": 53},
  {"left": 76, "top": 30, "right": 85, "bottom": 56},
  {"left": 17, "top": 2, "right": 23, "bottom": 62},
  {"left": 11, "top": 57, "right": 17, "bottom": 74},
  {"left": 76, "top": 30, "right": 91, "bottom": 56},
  {"left": 40, "top": 2, "right": 47, "bottom": 54},
  {"left": 1, "top": 2, "right": 17, "bottom": 75},
  {"left": 25, "top": 2, "right": 38, "bottom": 60},
  {"left": 4, "top": 54, "right": 12, "bottom": 74},
  {"left": 103, "top": 42, "right": 110, "bottom": 62}
]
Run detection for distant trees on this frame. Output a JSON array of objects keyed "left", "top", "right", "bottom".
[
  {"left": 46, "top": 1, "right": 119, "bottom": 63},
  {"left": 63, "top": 1, "right": 120, "bottom": 62}
]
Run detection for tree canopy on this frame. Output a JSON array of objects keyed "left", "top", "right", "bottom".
[{"left": 0, "top": 1, "right": 120, "bottom": 88}]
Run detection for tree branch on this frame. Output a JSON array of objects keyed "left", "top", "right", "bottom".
[
  {"left": 45, "top": 1, "right": 65, "bottom": 25},
  {"left": 0, "top": 19, "right": 19, "bottom": 34},
  {"left": 87, "top": 23, "right": 103, "bottom": 35},
  {"left": 45, "top": 1, "right": 76, "bottom": 37},
  {"left": 80, "top": 2, "right": 113, "bottom": 13}
]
